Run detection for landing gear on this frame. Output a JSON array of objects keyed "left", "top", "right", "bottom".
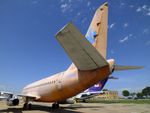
[
  {"left": 23, "top": 103, "right": 32, "bottom": 110},
  {"left": 83, "top": 99, "right": 86, "bottom": 103},
  {"left": 52, "top": 103, "right": 59, "bottom": 109}
]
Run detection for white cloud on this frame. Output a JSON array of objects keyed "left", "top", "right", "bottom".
[
  {"left": 111, "top": 50, "right": 114, "bottom": 54},
  {"left": 60, "top": 3, "right": 71, "bottom": 13},
  {"left": 119, "top": 33, "right": 136, "bottom": 43},
  {"left": 147, "top": 12, "right": 150, "bottom": 16},
  {"left": 61, "top": 3, "right": 67, "bottom": 8},
  {"left": 123, "top": 23, "right": 129, "bottom": 28},
  {"left": 77, "top": 12, "right": 81, "bottom": 16},
  {"left": 142, "top": 5, "right": 147, "bottom": 9},
  {"left": 129, "top": 34, "right": 133, "bottom": 37},
  {"left": 109, "top": 23, "right": 116, "bottom": 29},
  {"left": 119, "top": 34, "right": 134, "bottom": 43},
  {"left": 87, "top": 1, "right": 91, "bottom": 7},
  {"left": 129, "top": 5, "right": 134, "bottom": 8},
  {"left": 136, "top": 7, "right": 142, "bottom": 12},
  {"left": 92, "top": 6, "right": 96, "bottom": 11},
  {"left": 120, "top": 3, "right": 125, "bottom": 6},
  {"left": 146, "top": 41, "right": 150, "bottom": 46},
  {"left": 119, "top": 36, "right": 129, "bottom": 43},
  {"left": 136, "top": 5, "right": 150, "bottom": 16},
  {"left": 32, "top": 0, "right": 39, "bottom": 5},
  {"left": 143, "top": 28, "right": 149, "bottom": 34},
  {"left": 119, "top": 2, "right": 125, "bottom": 8}
]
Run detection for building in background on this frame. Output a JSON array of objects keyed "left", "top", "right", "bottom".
[{"left": 96, "top": 90, "right": 119, "bottom": 100}]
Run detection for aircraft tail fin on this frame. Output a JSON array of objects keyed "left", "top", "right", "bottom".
[
  {"left": 86, "top": 2, "right": 108, "bottom": 59},
  {"left": 114, "top": 65, "right": 143, "bottom": 71},
  {"left": 55, "top": 23, "right": 108, "bottom": 70}
]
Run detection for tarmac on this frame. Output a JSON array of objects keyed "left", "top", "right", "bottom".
[{"left": 0, "top": 101, "right": 150, "bottom": 113}]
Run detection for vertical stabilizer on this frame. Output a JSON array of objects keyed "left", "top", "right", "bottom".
[{"left": 86, "top": 2, "right": 108, "bottom": 59}]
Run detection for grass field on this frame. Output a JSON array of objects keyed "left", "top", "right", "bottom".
[{"left": 86, "top": 99, "right": 150, "bottom": 104}]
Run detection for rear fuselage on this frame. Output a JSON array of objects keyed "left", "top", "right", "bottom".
[{"left": 22, "top": 60, "right": 114, "bottom": 102}]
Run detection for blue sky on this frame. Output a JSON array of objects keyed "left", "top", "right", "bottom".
[{"left": 0, "top": 0, "right": 150, "bottom": 94}]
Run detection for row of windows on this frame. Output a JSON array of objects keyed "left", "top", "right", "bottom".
[
  {"left": 24, "top": 80, "right": 59, "bottom": 90},
  {"left": 24, "top": 72, "right": 64, "bottom": 91}
]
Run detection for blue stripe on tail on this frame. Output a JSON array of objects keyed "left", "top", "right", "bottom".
[
  {"left": 86, "top": 29, "right": 97, "bottom": 44},
  {"left": 88, "top": 78, "right": 108, "bottom": 92}
]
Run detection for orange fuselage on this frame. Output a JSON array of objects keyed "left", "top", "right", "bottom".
[{"left": 22, "top": 60, "right": 114, "bottom": 102}]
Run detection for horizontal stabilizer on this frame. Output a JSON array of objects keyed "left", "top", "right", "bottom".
[
  {"left": 55, "top": 23, "right": 108, "bottom": 70},
  {"left": 79, "top": 93, "right": 100, "bottom": 100},
  {"left": 109, "top": 76, "right": 118, "bottom": 79},
  {"left": 114, "top": 65, "right": 143, "bottom": 71}
]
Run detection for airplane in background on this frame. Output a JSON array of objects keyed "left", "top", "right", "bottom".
[
  {"left": 0, "top": 2, "right": 143, "bottom": 110},
  {"left": 74, "top": 75, "right": 118, "bottom": 102},
  {"left": 75, "top": 78, "right": 108, "bottom": 102}
]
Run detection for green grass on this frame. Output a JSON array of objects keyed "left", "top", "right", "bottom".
[{"left": 86, "top": 99, "right": 150, "bottom": 104}]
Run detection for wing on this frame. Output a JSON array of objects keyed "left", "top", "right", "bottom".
[
  {"left": 0, "top": 91, "right": 39, "bottom": 101},
  {"left": 17, "top": 94, "right": 39, "bottom": 100},
  {"left": 0, "top": 91, "right": 14, "bottom": 99},
  {"left": 55, "top": 23, "right": 108, "bottom": 70},
  {"left": 0, "top": 96, "right": 6, "bottom": 100}
]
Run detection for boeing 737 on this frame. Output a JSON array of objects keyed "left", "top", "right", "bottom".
[{"left": 0, "top": 2, "right": 143, "bottom": 110}]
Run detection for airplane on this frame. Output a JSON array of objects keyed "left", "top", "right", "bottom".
[
  {"left": 74, "top": 75, "right": 118, "bottom": 102},
  {"left": 75, "top": 78, "right": 108, "bottom": 102},
  {"left": 0, "top": 2, "right": 143, "bottom": 110}
]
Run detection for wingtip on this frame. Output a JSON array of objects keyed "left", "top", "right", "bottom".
[
  {"left": 138, "top": 66, "right": 144, "bottom": 69},
  {"left": 55, "top": 22, "right": 73, "bottom": 37},
  {"left": 114, "top": 65, "right": 144, "bottom": 71}
]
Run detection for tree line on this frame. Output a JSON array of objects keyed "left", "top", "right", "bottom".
[{"left": 122, "top": 87, "right": 150, "bottom": 99}]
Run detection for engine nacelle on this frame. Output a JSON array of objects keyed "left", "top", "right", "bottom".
[{"left": 7, "top": 98, "right": 19, "bottom": 106}]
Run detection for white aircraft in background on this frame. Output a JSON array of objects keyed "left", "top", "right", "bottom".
[
  {"left": 74, "top": 76, "right": 118, "bottom": 102},
  {"left": 0, "top": 2, "right": 142, "bottom": 110}
]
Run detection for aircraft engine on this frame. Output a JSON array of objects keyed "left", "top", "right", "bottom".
[{"left": 6, "top": 97, "right": 19, "bottom": 106}]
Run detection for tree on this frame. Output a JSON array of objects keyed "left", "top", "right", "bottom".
[
  {"left": 142, "top": 87, "right": 150, "bottom": 98},
  {"left": 102, "top": 89, "right": 108, "bottom": 91},
  {"left": 136, "top": 92, "right": 143, "bottom": 99},
  {"left": 122, "top": 90, "right": 130, "bottom": 98}
]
